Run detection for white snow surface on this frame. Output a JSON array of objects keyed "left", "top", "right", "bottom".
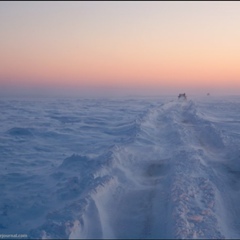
[{"left": 1, "top": 95, "right": 240, "bottom": 239}]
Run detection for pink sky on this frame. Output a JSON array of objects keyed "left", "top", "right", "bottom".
[{"left": 1, "top": 2, "right": 240, "bottom": 94}]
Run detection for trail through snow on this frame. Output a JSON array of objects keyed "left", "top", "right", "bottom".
[{"left": 71, "top": 99, "right": 240, "bottom": 239}]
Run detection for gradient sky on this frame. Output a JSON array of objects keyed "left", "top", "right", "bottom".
[{"left": 1, "top": 1, "right": 240, "bottom": 94}]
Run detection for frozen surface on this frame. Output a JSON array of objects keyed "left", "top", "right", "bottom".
[{"left": 1, "top": 95, "right": 240, "bottom": 239}]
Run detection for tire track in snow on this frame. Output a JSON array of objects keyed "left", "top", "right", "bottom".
[
  {"left": 168, "top": 100, "right": 226, "bottom": 239},
  {"left": 92, "top": 99, "right": 227, "bottom": 239},
  {"left": 53, "top": 99, "right": 232, "bottom": 239}
]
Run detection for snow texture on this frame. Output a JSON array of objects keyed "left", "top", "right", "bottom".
[{"left": 1, "top": 95, "right": 240, "bottom": 239}]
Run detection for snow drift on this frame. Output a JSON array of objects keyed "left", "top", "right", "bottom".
[{"left": 1, "top": 96, "right": 240, "bottom": 239}]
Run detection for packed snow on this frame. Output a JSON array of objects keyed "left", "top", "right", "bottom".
[{"left": 1, "top": 95, "right": 240, "bottom": 239}]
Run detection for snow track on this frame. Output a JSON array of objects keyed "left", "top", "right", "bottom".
[{"left": 77, "top": 99, "right": 240, "bottom": 239}]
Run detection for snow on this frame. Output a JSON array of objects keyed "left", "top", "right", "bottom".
[{"left": 1, "top": 95, "right": 240, "bottom": 238}]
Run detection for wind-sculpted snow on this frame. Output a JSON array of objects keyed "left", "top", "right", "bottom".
[
  {"left": 7, "top": 127, "right": 34, "bottom": 137},
  {"left": 1, "top": 96, "right": 240, "bottom": 239}
]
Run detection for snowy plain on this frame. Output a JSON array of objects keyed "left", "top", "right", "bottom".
[{"left": 1, "top": 95, "right": 240, "bottom": 239}]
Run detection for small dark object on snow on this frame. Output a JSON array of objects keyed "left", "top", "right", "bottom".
[{"left": 178, "top": 93, "right": 187, "bottom": 100}]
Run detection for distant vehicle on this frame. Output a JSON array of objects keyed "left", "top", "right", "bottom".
[{"left": 178, "top": 93, "right": 187, "bottom": 100}]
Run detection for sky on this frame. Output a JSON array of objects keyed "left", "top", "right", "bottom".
[{"left": 1, "top": 1, "right": 240, "bottom": 95}]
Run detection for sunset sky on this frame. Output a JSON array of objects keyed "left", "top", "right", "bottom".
[{"left": 1, "top": 1, "right": 240, "bottom": 95}]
